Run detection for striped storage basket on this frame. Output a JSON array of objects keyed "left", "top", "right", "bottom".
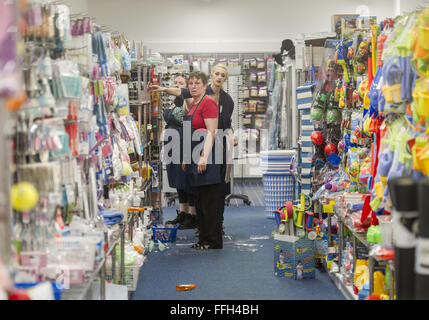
[{"left": 260, "top": 150, "right": 296, "bottom": 219}]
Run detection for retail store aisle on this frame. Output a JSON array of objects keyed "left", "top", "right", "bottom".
[{"left": 131, "top": 206, "right": 345, "bottom": 300}]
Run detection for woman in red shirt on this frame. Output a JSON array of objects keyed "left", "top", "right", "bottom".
[{"left": 182, "top": 71, "right": 223, "bottom": 250}]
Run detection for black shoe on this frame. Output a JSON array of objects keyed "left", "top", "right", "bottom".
[
  {"left": 165, "top": 210, "right": 186, "bottom": 225},
  {"left": 197, "top": 244, "right": 223, "bottom": 250},
  {"left": 178, "top": 214, "right": 197, "bottom": 230}
]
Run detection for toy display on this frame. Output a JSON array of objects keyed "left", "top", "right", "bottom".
[
  {"left": 292, "top": 4, "right": 429, "bottom": 300},
  {"left": 0, "top": 1, "right": 164, "bottom": 299}
]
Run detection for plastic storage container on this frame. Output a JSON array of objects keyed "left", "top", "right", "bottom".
[{"left": 260, "top": 150, "right": 296, "bottom": 219}]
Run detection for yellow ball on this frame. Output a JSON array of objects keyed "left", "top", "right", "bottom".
[
  {"left": 121, "top": 161, "right": 132, "bottom": 176},
  {"left": 11, "top": 182, "right": 39, "bottom": 212}
]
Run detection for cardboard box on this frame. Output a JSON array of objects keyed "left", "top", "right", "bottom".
[
  {"left": 274, "top": 233, "right": 316, "bottom": 280},
  {"left": 341, "top": 16, "right": 377, "bottom": 39},
  {"left": 331, "top": 14, "right": 359, "bottom": 32},
  {"left": 314, "top": 235, "right": 328, "bottom": 259}
]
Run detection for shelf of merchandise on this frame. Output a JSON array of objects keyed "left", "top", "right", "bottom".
[
  {"left": 321, "top": 199, "right": 395, "bottom": 300},
  {"left": 321, "top": 259, "right": 357, "bottom": 300},
  {"left": 128, "top": 62, "right": 164, "bottom": 222},
  {"left": 61, "top": 209, "right": 148, "bottom": 300},
  {"left": 0, "top": 98, "right": 12, "bottom": 267}
]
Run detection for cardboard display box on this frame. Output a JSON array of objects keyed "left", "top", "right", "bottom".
[
  {"left": 331, "top": 14, "right": 360, "bottom": 33},
  {"left": 274, "top": 233, "right": 316, "bottom": 280}
]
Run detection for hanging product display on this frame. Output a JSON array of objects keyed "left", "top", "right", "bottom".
[
  {"left": 302, "top": 5, "right": 429, "bottom": 300},
  {"left": 0, "top": 0, "right": 166, "bottom": 300},
  {"left": 0, "top": 0, "right": 21, "bottom": 97}
]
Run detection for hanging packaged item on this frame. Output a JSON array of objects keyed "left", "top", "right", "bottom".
[
  {"left": 242, "top": 86, "right": 250, "bottom": 99},
  {"left": 250, "top": 86, "right": 258, "bottom": 97},
  {"left": 115, "top": 83, "right": 130, "bottom": 116},
  {"left": 249, "top": 58, "right": 257, "bottom": 68},
  {"left": 257, "top": 71, "right": 267, "bottom": 83},
  {"left": 248, "top": 100, "right": 257, "bottom": 113},
  {"left": 249, "top": 72, "right": 257, "bottom": 83},
  {"left": 258, "top": 86, "right": 268, "bottom": 97},
  {"left": 256, "top": 57, "right": 265, "bottom": 69},
  {"left": 0, "top": 0, "right": 21, "bottom": 97},
  {"left": 51, "top": 60, "right": 83, "bottom": 99},
  {"left": 242, "top": 58, "right": 250, "bottom": 70},
  {"left": 256, "top": 100, "right": 266, "bottom": 113},
  {"left": 242, "top": 100, "right": 249, "bottom": 113}
]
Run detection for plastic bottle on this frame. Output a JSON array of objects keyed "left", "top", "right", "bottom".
[{"left": 373, "top": 271, "right": 387, "bottom": 296}]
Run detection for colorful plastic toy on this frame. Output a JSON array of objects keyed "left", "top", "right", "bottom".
[
  {"left": 325, "top": 143, "right": 337, "bottom": 156},
  {"left": 311, "top": 131, "right": 324, "bottom": 145}
]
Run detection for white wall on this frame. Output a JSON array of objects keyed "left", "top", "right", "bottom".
[
  {"left": 64, "top": 0, "right": 88, "bottom": 14},
  {"left": 400, "top": 0, "right": 428, "bottom": 14},
  {"left": 84, "top": 0, "right": 422, "bottom": 53}
]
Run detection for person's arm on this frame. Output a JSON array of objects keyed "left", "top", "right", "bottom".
[
  {"left": 198, "top": 118, "right": 218, "bottom": 174},
  {"left": 150, "top": 85, "right": 181, "bottom": 96}
]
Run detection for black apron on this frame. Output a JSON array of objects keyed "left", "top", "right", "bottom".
[
  {"left": 184, "top": 95, "right": 221, "bottom": 187},
  {"left": 164, "top": 123, "right": 186, "bottom": 190}
]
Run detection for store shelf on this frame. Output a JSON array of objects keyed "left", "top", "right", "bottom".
[
  {"left": 322, "top": 259, "right": 357, "bottom": 300},
  {"left": 61, "top": 283, "right": 93, "bottom": 300},
  {"left": 342, "top": 218, "right": 372, "bottom": 249},
  {"left": 60, "top": 212, "right": 140, "bottom": 300}
]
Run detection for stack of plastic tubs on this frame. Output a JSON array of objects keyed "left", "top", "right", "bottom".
[{"left": 260, "top": 150, "right": 296, "bottom": 219}]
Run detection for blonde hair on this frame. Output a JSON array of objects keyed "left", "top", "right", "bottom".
[
  {"left": 211, "top": 64, "right": 229, "bottom": 90},
  {"left": 212, "top": 64, "right": 229, "bottom": 77}
]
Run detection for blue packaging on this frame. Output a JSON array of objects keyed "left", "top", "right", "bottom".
[{"left": 274, "top": 234, "right": 315, "bottom": 280}]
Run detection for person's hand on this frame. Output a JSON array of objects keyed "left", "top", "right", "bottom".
[
  {"left": 149, "top": 84, "right": 164, "bottom": 92},
  {"left": 182, "top": 162, "right": 186, "bottom": 172},
  {"left": 234, "top": 138, "right": 238, "bottom": 146},
  {"left": 197, "top": 157, "right": 207, "bottom": 174}
]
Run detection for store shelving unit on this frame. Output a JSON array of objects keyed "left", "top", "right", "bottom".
[
  {"left": 320, "top": 196, "right": 395, "bottom": 300},
  {"left": 0, "top": 98, "right": 12, "bottom": 268},
  {"left": 61, "top": 209, "right": 149, "bottom": 300},
  {"left": 128, "top": 61, "right": 163, "bottom": 223}
]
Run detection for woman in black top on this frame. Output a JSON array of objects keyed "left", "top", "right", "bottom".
[
  {"left": 162, "top": 75, "right": 197, "bottom": 229},
  {"left": 153, "top": 65, "right": 235, "bottom": 232}
]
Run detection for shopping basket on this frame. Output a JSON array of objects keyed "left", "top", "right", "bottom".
[{"left": 152, "top": 225, "right": 178, "bottom": 243}]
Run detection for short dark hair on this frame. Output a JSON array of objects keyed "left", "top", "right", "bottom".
[{"left": 188, "top": 71, "right": 208, "bottom": 86}]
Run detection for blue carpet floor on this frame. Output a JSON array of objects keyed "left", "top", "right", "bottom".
[
  {"left": 132, "top": 206, "right": 345, "bottom": 300},
  {"left": 164, "top": 180, "right": 265, "bottom": 207}
]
